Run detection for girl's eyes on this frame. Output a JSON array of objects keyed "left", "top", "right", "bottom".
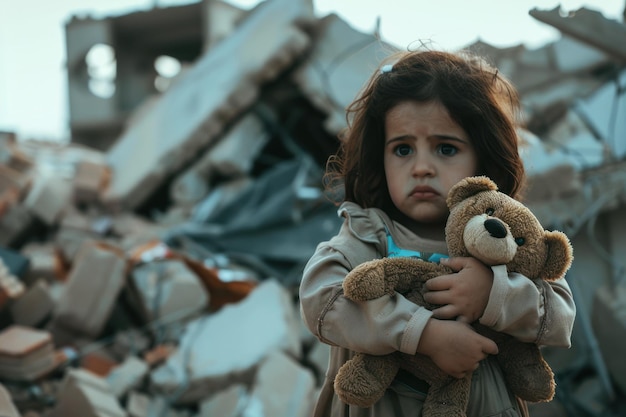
[
  {"left": 438, "top": 143, "right": 458, "bottom": 156},
  {"left": 391, "top": 142, "right": 459, "bottom": 157},
  {"left": 393, "top": 144, "right": 413, "bottom": 156}
]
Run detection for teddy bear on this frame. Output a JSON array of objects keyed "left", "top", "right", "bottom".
[{"left": 333, "top": 176, "right": 573, "bottom": 417}]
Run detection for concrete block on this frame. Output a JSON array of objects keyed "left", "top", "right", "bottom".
[
  {"left": 52, "top": 368, "right": 127, "bottom": 417},
  {"left": 72, "top": 160, "right": 110, "bottom": 204},
  {"left": 23, "top": 175, "right": 72, "bottom": 226},
  {"left": 106, "top": 356, "right": 149, "bottom": 398},
  {"left": 0, "top": 325, "right": 56, "bottom": 382},
  {"left": 10, "top": 279, "right": 54, "bottom": 327},
  {"left": 130, "top": 259, "right": 209, "bottom": 322},
  {"left": 246, "top": 351, "right": 316, "bottom": 417},
  {"left": 20, "top": 243, "right": 65, "bottom": 285},
  {"left": 0, "top": 203, "right": 34, "bottom": 248},
  {"left": 53, "top": 241, "right": 127, "bottom": 338}
]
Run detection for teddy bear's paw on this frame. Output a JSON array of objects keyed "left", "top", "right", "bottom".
[
  {"left": 334, "top": 354, "right": 398, "bottom": 408},
  {"left": 510, "top": 376, "right": 555, "bottom": 403},
  {"left": 334, "top": 364, "right": 387, "bottom": 407},
  {"left": 506, "top": 365, "right": 555, "bottom": 402},
  {"left": 343, "top": 260, "right": 389, "bottom": 301}
]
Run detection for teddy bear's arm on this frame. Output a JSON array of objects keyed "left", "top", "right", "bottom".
[{"left": 343, "top": 257, "right": 450, "bottom": 301}]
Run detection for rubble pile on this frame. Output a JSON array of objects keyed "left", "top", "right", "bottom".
[
  {"left": 0, "top": 135, "right": 332, "bottom": 417},
  {"left": 1, "top": 0, "right": 626, "bottom": 416}
]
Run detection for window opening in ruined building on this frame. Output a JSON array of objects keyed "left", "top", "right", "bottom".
[
  {"left": 85, "top": 43, "right": 116, "bottom": 99},
  {"left": 154, "top": 55, "right": 182, "bottom": 93}
]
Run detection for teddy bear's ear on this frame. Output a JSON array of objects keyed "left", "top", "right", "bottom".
[
  {"left": 541, "top": 230, "right": 574, "bottom": 281},
  {"left": 447, "top": 176, "right": 498, "bottom": 209}
]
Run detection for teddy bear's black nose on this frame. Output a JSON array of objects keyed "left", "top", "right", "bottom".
[{"left": 484, "top": 218, "right": 507, "bottom": 238}]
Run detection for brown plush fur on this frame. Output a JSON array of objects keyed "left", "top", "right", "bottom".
[{"left": 334, "top": 176, "right": 573, "bottom": 416}]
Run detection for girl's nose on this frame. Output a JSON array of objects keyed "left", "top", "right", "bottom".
[{"left": 412, "top": 155, "right": 435, "bottom": 177}]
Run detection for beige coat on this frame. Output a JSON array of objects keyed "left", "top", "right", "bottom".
[{"left": 299, "top": 202, "right": 576, "bottom": 417}]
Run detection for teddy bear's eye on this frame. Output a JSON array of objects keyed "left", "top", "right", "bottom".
[
  {"left": 515, "top": 237, "right": 525, "bottom": 246},
  {"left": 485, "top": 208, "right": 495, "bottom": 216}
]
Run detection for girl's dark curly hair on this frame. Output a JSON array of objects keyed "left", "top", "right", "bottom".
[{"left": 325, "top": 49, "right": 526, "bottom": 213}]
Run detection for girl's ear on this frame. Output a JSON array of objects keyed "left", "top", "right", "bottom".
[{"left": 447, "top": 176, "right": 498, "bottom": 209}]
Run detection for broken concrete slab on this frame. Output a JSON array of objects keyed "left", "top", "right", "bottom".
[
  {"left": 530, "top": 6, "right": 626, "bottom": 61},
  {"left": 51, "top": 368, "right": 128, "bottom": 417},
  {"left": 574, "top": 68, "right": 626, "bottom": 159},
  {"left": 126, "top": 391, "right": 150, "bottom": 417},
  {"left": 293, "top": 13, "right": 397, "bottom": 134},
  {"left": 169, "top": 111, "right": 270, "bottom": 208},
  {"left": 527, "top": 159, "right": 626, "bottom": 230},
  {"left": 0, "top": 383, "right": 21, "bottom": 417},
  {"left": 103, "top": 0, "right": 315, "bottom": 211},
  {"left": 203, "top": 0, "right": 248, "bottom": 50},
  {"left": 246, "top": 350, "right": 316, "bottom": 417},
  {"left": 106, "top": 356, "right": 149, "bottom": 398},
  {"left": 196, "top": 383, "right": 247, "bottom": 417},
  {"left": 150, "top": 279, "right": 301, "bottom": 404},
  {"left": 129, "top": 259, "right": 209, "bottom": 323}
]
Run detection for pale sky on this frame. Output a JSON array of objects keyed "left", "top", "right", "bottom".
[{"left": 0, "top": 0, "right": 624, "bottom": 141}]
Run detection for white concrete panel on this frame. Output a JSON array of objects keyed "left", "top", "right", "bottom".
[{"left": 104, "top": 0, "right": 314, "bottom": 210}]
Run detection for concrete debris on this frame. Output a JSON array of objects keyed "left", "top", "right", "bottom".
[
  {"left": 0, "top": 0, "right": 625, "bottom": 416},
  {"left": 0, "top": 326, "right": 58, "bottom": 382},
  {"left": 102, "top": 0, "right": 315, "bottom": 211},
  {"left": 51, "top": 368, "right": 128, "bottom": 417},
  {"left": 529, "top": 6, "right": 626, "bottom": 61},
  {"left": 0, "top": 382, "right": 21, "bottom": 417}
]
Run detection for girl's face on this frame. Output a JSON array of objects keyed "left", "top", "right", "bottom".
[{"left": 384, "top": 100, "right": 478, "bottom": 237}]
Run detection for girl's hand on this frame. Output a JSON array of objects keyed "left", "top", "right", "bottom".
[
  {"left": 417, "top": 318, "right": 498, "bottom": 378},
  {"left": 423, "top": 257, "right": 493, "bottom": 323}
]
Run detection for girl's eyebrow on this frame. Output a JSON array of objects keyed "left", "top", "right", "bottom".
[
  {"left": 434, "top": 134, "right": 469, "bottom": 144},
  {"left": 385, "top": 135, "right": 411, "bottom": 145},
  {"left": 385, "top": 134, "right": 469, "bottom": 144}
]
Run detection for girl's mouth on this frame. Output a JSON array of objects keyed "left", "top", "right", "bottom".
[{"left": 410, "top": 186, "right": 438, "bottom": 199}]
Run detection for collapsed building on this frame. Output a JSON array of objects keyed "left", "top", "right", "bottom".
[{"left": 0, "top": 0, "right": 626, "bottom": 415}]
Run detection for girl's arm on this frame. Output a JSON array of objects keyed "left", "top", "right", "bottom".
[
  {"left": 480, "top": 264, "right": 575, "bottom": 347},
  {"left": 300, "top": 243, "right": 433, "bottom": 356},
  {"left": 424, "top": 258, "right": 575, "bottom": 347},
  {"left": 300, "top": 244, "right": 499, "bottom": 377}
]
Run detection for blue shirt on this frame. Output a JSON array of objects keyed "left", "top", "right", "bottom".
[{"left": 386, "top": 229, "right": 448, "bottom": 263}]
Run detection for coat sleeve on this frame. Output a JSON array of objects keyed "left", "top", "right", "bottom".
[
  {"left": 299, "top": 238, "right": 433, "bottom": 356},
  {"left": 479, "top": 265, "right": 575, "bottom": 347}
]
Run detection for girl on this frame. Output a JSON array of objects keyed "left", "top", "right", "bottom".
[{"left": 299, "top": 49, "right": 575, "bottom": 417}]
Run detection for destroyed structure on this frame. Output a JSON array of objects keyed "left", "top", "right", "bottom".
[{"left": 1, "top": 0, "right": 626, "bottom": 416}]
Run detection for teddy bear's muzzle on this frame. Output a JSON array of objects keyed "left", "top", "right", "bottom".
[
  {"left": 463, "top": 215, "right": 517, "bottom": 265},
  {"left": 484, "top": 218, "right": 507, "bottom": 238}
]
